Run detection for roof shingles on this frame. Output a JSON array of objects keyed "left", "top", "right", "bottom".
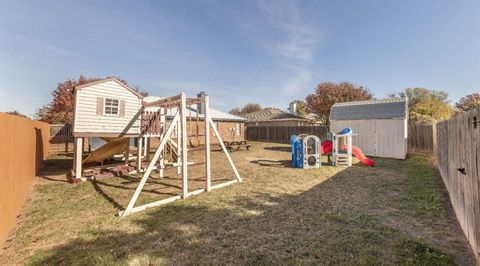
[{"left": 329, "top": 98, "right": 408, "bottom": 120}]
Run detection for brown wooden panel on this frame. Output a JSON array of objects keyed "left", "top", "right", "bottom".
[
  {"left": 436, "top": 107, "right": 480, "bottom": 263},
  {"left": 0, "top": 114, "right": 49, "bottom": 246}
]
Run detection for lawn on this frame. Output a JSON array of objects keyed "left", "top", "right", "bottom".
[{"left": 0, "top": 141, "right": 476, "bottom": 265}]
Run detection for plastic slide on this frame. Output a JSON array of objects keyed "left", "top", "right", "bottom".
[
  {"left": 82, "top": 138, "right": 130, "bottom": 164},
  {"left": 320, "top": 140, "right": 375, "bottom": 167},
  {"left": 350, "top": 145, "right": 376, "bottom": 167},
  {"left": 321, "top": 140, "right": 333, "bottom": 155}
]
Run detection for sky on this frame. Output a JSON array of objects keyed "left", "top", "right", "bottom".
[{"left": 0, "top": 0, "right": 479, "bottom": 117}]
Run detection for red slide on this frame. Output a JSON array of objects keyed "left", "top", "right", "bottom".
[
  {"left": 320, "top": 140, "right": 375, "bottom": 167},
  {"left": 350, "top": 145, "right": 376, "bottom": 167},
  {"left": 321, "top": 140, "right": 332, "bottom": 155}
]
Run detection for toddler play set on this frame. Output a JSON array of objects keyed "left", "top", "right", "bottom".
[{"left": 291, "top": 127, "right": 375, "bottom": 169}]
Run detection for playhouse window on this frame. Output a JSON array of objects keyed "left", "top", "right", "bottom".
[{"left": 104, "top": 98, "right": 119, "bottom": 115}]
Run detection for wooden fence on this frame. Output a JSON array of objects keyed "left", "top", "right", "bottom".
[
  {"left": 247, "top": 123, "right": 434, "bottom": 153},
  {"left": 436, "top": 107, "right": 480, "bottom": 262},
  {"left": 49, "top": 123, "right": 74, "bottom": 154},
  {"left": 0, "top": 113, "right": 49, "bottom": 246},
  {"left": 408, "top": 123, "right": 435, "bottom": 153},
  {"left": 246, "top": 125, "right": 329, "bottom": 143}
]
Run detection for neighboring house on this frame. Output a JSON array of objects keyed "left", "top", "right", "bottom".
[
  {"left": 144, "top": 96, "right": 246, "bottom": 144},
  {"left": 329, "top": 97, "right": 408, "bottom": 159},
  {"left": 244, "top": 108, "right": 315, "bottom": 126}
]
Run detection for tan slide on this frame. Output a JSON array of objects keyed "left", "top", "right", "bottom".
[{"left": 82, "top": 138, "right": 130, "bottom": 164}]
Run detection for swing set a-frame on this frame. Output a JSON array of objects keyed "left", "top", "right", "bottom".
[
  {"left": 117, "top": 92, "right": 242, "bottom": 216},
  {"left": 118, "top": 92, "right": 242, "bottom": 216}
]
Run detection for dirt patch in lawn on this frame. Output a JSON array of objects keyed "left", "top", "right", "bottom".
[{"left": 0, "top": 142, "right": 476, "bottom": 265}]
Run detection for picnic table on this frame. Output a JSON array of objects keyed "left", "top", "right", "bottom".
[{"left": 223, "top": 140, "right": 251, "bottom": 152}]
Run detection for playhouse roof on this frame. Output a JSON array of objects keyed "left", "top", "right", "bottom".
[
  {"left": 74, "top": 78, "right": 145, "bottom": 99},
  {"left": 143, "top": 96, "right": 246, "bottom": 122},
  {"left": 330, "top": 97, "right": 408, "bottom": 120}
]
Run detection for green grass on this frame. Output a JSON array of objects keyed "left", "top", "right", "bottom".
[{"left": 0, "top": 142, "right": 475, "bottom": 265}]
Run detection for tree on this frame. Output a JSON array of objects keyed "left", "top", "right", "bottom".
[
  {"left": 397, "top": 87, "right": 449, "bottom": 110},
  {"left": 455, "top": 93, "right": 480, "bottom": 112},
  {"left": 229, "top": 108, "right": 242, "bottom": 116},
  {"left": 5, "top": 110, "right": 28, "bottom": 118},
  {"left": 37, "top": 75, "right": 148, "bottom": 123},
  {"left": 393, "top": 88, "right": 453, "bottom": 124},
  {"left": 410, "top": 98, "right": 454, "bottom": 124},
  {"left": 290, "top": 100, "right": 309, "bottom": 116},
  {"left": 306, "top": 81, "right": 373, "bottom": 124},
  {"left": 241, "top": 103, "right": 262, "bottom": 115}
]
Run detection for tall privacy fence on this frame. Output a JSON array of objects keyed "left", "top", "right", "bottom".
[
  {"left": 246, "top": 123, "right": 435, "bottom": 154},
  {"left": 246, "top": 125, "right": 329, "bottom": 144},
  {"left": 49, "top": 123, "right": 74, "bottom": 154},
  {"left": 436, "top": 107, "right": 480, "bottom": 262},
  {"left": 407, "top": 123, "right": 435, "bottom": 153},
  {"left": 0, "top": 113, "right": 49, "bottom": 246}
]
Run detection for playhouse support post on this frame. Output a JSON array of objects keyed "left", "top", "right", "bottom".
[
  {"left": 203, "top": 94, "right": 212, "bottom": 191},
  {"left": 74, "top": 137, "right": 83, "bottom": 179},
  {"left": 180, "top": 93, "right": 189, "bottom": 198},
  {"left": 145, "top": 137, "right": 151, "bottom": 161},
  {"left": 124, "top": 138, "right": 130, "bottom": 166},
  {"left": 136, "top": 137, "right": 143, "bottom": 172}
]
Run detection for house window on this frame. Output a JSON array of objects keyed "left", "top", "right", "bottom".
[
  {"left": 104, "top": 98, "right": 119, "bottom": 115},
  {"left": 235, "top": 123, "right": 240, "bottom": 135}
]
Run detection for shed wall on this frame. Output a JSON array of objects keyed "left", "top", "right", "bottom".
[
  {"left": 73, "top": 80, "right": 141, "bottom": 135},
  {"left": 330, "top": 118, "right": 407, "bottom": 159}
]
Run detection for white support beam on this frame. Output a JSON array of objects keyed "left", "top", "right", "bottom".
[
  {"left": 136, "top": 137, "right": 143, "bottom": 172},
  {"left": 74, "top": 137, "right": 83, "bottom": 179},
  {"left": 211, "top": 179, "right": 238, "bottom": 190},
  {"left": 203, "top": 94, "right": 212, "bottom": 191},
  {"left": 208, "top": 117, "right": 243, "bottom": 182},
  {"left": 176, "top": 115, "right": 181, "bottom": 175},
  {"left": 119, "top": 195, "right": 182, "bottom": 216},
  {"left": 180, "top": 93, "right": 188, "bottom": 199},
  {"left": 158, "top": 107, "right": 165, "bottom": 177},
  {"left": 122, "top": 113, "right": 180, "bottom": 217},
  {"left": 145, "top": 137, "right": 151, "bottom": 161},
  {"left": 124, "top": 138, "right": 130, "bottom": 166}
]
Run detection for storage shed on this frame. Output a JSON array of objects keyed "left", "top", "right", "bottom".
[{"left": 329, "top": 98, "right": 408, "bottom": 159}]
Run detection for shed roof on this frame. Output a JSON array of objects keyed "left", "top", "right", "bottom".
[
  {"left": 143, "top": 96, "right": 245, "bottom": 122},
  {"left": 243, "top": 108, "right": 310, "bottom": 122},
  {"left": 330, "top": 98, "right": 408, "bottom": 120}
]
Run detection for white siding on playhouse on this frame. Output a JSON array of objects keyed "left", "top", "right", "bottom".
[
  {"left": 74, "top": 80, "right": 141, "bottom": 134},
  {"left": 330, "top": 118, "right": 407, "bottom": 159}
]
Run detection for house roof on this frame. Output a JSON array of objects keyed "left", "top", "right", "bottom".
[
  {"left": 243, "top": 108, "right": 310, "bottom": 122},
  {"left": 74, "top": 78, "right": 144, "bottom": 99},
  {"left": 143, "top": 96, "right": 246, "bottom": 122},
  {"left": 330, "top": 97, "right": 408, "bottom": 120}
]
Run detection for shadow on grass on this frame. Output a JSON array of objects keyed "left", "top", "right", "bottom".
[
  {"left": 28, "top": 158, "right": 467, "bottom": 265},
  {"left": 263, "top": 146, "right": 291, "bottom": 152},
  {"left": 249, "top": 159, "right": 291, "bottom": 168}
]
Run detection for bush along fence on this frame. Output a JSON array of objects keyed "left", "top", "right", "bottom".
[
  {"left": 436, "top": 107, "right": 480, "bottom": 263},
  {"left": 0, "top": 113, "right": 49, "bottom": 246},
  {"left": 246, "top": 125, "right": 329, "bottom": 143}
]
